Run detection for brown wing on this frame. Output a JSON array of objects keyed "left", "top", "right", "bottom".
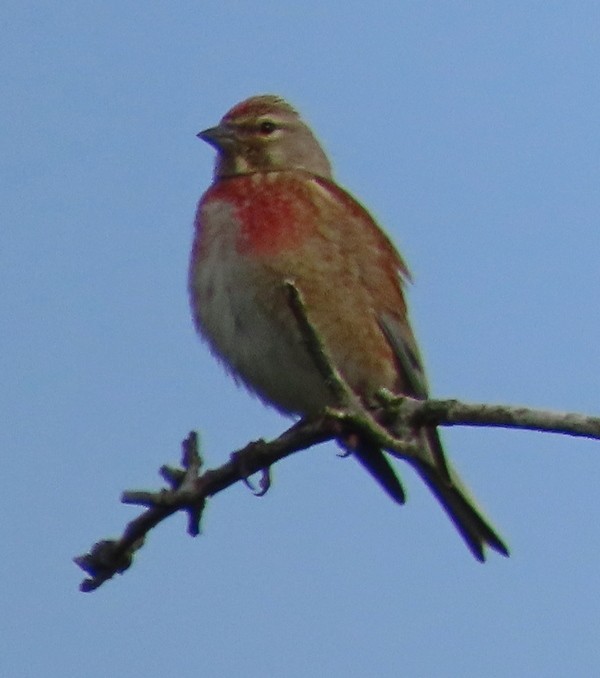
[{"left": 314, "top": 178, "right": 509, "bottom": 560}]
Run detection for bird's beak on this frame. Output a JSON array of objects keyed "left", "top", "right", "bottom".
[{"left": 196, "top": 124, "right": 235, "bottom": 150}]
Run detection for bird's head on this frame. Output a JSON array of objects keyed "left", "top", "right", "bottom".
[{"left": 198, "top": 95, "right": 332, "bottom": 179}]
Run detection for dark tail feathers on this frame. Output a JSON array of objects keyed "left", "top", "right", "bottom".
[{"left": 411, "top": 458, "right": 509, "bottom": 561}]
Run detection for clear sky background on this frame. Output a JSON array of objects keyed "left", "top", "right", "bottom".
[{"left": 3, "top": 2, "right": 600, "bottom": 676}]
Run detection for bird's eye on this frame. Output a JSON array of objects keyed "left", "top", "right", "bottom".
[{"left": 258, "top": 120, "right": 277, "bottom": 135}]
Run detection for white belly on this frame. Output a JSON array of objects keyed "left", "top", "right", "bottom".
[{"left": 189, "top": 199, "right": 332, "bottom": 415}]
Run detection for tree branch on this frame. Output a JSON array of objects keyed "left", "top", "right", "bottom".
[
  {"left": 74, "top": 282, "right": 600, "bottom": 591},
  {"left": 383, "top": 395, "right": 600, "bottom": 440},
  {"left": 74, "top": 398, "right": 600, "bottom": 591}
]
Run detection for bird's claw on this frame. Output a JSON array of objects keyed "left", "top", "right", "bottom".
[
  {"left": 241, "top": 467, "right": 271, "bottom": 497},
  {"left": 231, "top": 447, "right": 272, "bottom": 497}
]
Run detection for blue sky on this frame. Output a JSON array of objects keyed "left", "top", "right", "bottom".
[{"left": 3, "top": 2, "right": 600, "bottom": 676}]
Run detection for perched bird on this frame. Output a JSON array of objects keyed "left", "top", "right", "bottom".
[{"left": 189, "top": 94, "right": 508, "bottom": 561}]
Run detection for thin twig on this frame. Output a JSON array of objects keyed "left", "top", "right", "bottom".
[
  {"left": 74, "top": 417, "right": 340, "bottom": 592},
  {"left": 283, "top": 279, "right": 356, "bottom": 408},
  {"left": 402, "top": 397, "right": 600, "bottom": 439}
]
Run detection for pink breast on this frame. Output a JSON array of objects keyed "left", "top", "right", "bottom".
[{"left": 202, "top": 175, "right": 319, "bottom": 256}]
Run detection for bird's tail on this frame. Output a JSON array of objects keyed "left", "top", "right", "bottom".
[
  {"left": 410, "top": 429, "right": 509, "bottom": 561},
  {"left": 353, "top": 442, "right": 406, "bottom": 505}
]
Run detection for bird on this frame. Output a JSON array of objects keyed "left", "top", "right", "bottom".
[{"left": 188, "top": 94, "right": 509, "bottom": 561}]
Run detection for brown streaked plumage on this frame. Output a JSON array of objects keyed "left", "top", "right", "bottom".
[{"left": 189, "top": 95, "right": 509, "bottom": 561}]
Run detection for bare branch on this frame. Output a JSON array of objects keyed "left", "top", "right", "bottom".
[
  {"left": 383, "top": 395, "right": 600, "bottom": 440},
  {"left": 74, "top": 281, "right": 600, "bottom": 591},
  {"left": 74, "top": 417, "right": 340, "bottom": 592},
  {"left": 75, "top": 398, "right": 600, "bottom": 591}
]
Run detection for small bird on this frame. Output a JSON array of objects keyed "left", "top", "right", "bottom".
[{"left": 189, "top": 95, "right": 508, "bottom": 561}]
